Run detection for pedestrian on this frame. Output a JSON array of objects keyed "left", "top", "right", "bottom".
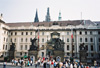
[
  {"left": 27, "top": 60, "right": 30, "bottom": 66},
  {"left": 94, "top": 60, "right": 97, "bottom": 68},
  {"left": 35, "top": 61, "right": 37, "bottom": 68},
  {"left": 70, "top": 63, "right": 73, "bottom": 68},
  {"left": 3, "top": 61, "right": 7, "bottom": 68},
  {"left": 65, "top": 62, "right": 68, "bottom": 68},
  {"left": 80, "top": 63, "right": 84, "bottom": 68},
  {"left": 54, "top": 62, "right": 56, "bottom": 68},
  {"left": 12, "top": 59, "right": 14, "bottom": 65},
  {"left": 30, "top": 60, "right": 32, "bottom": 66},
  {"left": 43, "top": 61, "right": 47, "bottom": 68}
]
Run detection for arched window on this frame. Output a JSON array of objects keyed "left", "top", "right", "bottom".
[{"left": 67, "top": 45, "right": 69, "bottom": 50}]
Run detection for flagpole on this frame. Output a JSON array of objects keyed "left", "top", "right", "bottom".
[{"left": 71, "top": 28, "right": 73, "bottom": 57}]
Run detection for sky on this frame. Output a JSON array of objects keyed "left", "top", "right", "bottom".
[{"left": 0, "top": 0, "right": 100, "bottom": 23}]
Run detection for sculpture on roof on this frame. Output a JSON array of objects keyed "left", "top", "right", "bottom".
[
  {"left": 9, "top": 42, "right": 15, "bottom": 51},
  {"left": 29, "top": 38, "right": 38, "bottom": 50}
]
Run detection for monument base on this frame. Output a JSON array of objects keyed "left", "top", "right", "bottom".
[
  {"left": 9, "top": 50, "right": 16, "bottom": 61},
  {"left": 79, "top": 50, "right": 87, "bottom": 64},
  {"left": 53, "top": 50, "right": 64, "bottom": 62},
  {"left": 28, "top": 50, "right": 38, "bottom": 61}
]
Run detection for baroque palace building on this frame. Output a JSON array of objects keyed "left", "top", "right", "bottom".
[{"left": 0, "top": 8, "right": 100, "bottom": 63}]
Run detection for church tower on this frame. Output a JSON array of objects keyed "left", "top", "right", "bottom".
[
  {"left": 34, "top": 9, "right": 39, "bottom": 22},
  {"left": 58, "top": 11, "right": 62, "bottom": 21},
  {"left": 45, "top": 7, "right": 51, "bottom": 22}
]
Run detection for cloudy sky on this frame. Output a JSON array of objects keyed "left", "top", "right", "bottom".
[{"left": 0, "top": 0, "right": 100, "bottom": 23}]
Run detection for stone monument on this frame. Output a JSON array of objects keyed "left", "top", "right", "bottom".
[
  {"left": 46, "top": 32, "right": 64, "bottom": 61},
  {"left": 79, "top": 43, "right": 87, "bottom": 64},
  {"left": 9, "top": 42, "right": 16, "bottom": 60},
  {"left": 28, "top": 38, "right": 38, "bottom": 60}
]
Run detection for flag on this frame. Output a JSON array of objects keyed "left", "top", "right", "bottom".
[
  {"left": 38, "top": 29, "right": 39, "bottom": 39},
  {"left": 71, "top": 29, "right": 73, "bottom": 39}
]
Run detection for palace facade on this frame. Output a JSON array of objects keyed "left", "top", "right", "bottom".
[{"left": 0, "top": 8, "right": 100, "bottom": 63}]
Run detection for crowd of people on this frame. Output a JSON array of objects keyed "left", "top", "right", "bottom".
[
  {"left": 3, "top": 56, "right": 99, "bottom": 68},
  {"left": 34, "top": 57, "right": 84, "bottom": 68}
]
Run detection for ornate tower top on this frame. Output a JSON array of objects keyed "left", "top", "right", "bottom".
[
  {"left": 45, "top": 7, "right": 51, "bottom": 22},
  {"left": 34, "top": 9, "right": 39, "bottom": 22},
  {"left": 0, "top": 13, "right": 3, "bottom": 20},
  {"left": 58, "top": 11, "right": 62, "bottom": 21}
]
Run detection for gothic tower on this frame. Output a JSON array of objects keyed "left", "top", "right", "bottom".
[
  {"left": 34, "top": 9, "right": 39, "bottom": 22},
  {"left": 45, "top": 7, "right": 51, "bottom": 22},
  {"left": 58, "top": 11, "right": 62, "bottom": 21}
]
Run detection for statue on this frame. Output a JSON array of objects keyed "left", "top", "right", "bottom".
[
  {"left": 79, "top": 43, "right": 86, "bottom": 50},
  {"left": 29, "top": 38, "right": 38, "bottom": 50},
  {"left": 9, "top": 42, "right": 15, "bottom": 51}
]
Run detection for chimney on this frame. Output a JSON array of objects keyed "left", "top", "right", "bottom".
[{"left": 0, "top": 13, "right": 3, "bottom": 20}]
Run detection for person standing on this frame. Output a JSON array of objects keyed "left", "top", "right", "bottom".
[{"left": 3, "top": 61, "right": 7, "bottom": 68}]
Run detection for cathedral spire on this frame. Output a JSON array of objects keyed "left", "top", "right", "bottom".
[
  {"left": 45, "top": 7, "right": 51, "bottom": 22},
  {"left": 34, "top": 9, "right": 39, "bottom": 22},
  {"left": 58, "top": 11, "right": 62, "bottom": 21}
]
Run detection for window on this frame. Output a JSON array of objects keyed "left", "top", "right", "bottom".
[
  {"left": 7, "top": 32, "right": 8, "bottom": 35},
  {"left": 4, "top": 37, "right": 5, "bottom": 41},
  {"left": 25, "top": 45, "right": 27, "bottom": 50},
  {"left": 30, "top": 32, "right": 32, "bottom": 35},
  {"left": 67, "top": 32, "right": 69, "bottom": 35},
  {"left": 42, "top": 32, "right": 44, "bottom": 35},
  {"left": 42, "top": 38, "right": 44, "bottom": 42},
  {"left": 85, "top": 31, "right": 87, "bottom": 35},
  {"left": 25, "top": 52, "right": 27, "bottom": 55},
  {"left": 85, "top": 38, "right": 88, "bottom": 42},
  {"left": 98, "top": 31, "right": 100, "bottom": 35},
  {"left": 26, "top": 32, "right": 28, "bottom": 35},
  {"left": 67, "top": 38, "right": 69, "bottom": 42},
  {"left": 11, "top": 32, "right": 13, "bottom": 35},
  {"left": 20, "top": 52, "right": 22, "bottom": 56},
  {"left": 67, "top": 53, "right": 70, "bottom": 56},
  {"left": 91, "top": 53, "right": 94, "bottom": 57},
  {"left": 72, "top": 38, "right": 74, "bottom": 42},
  {"left": 80, "top": 38, "right": 82, "bottom": 42},
  {"left": 15, "top": 32, "right": 17, "bottom": 35},
  {"left": 3, "top": 45, "right": 5, "bottom": 50},
  {"left": 6, "top": 38, "right": 8, "bottom": 42},
  {"left": 21, "top": 38, "right": 23, "bottom": 42},
  {"left": 5, "top": 45, "right": 7, "bottom": 50},
  {"left": 99, "top": 38, "right": 100, "bottom": 42},
  {"left": 85, "top": 45, "right": 88, "bottom": 50},
  {"left": 67, "top": 45, "right": 69, "bottom": 50},
  {"left": 86, "top": 53, "right": 88, "bottom": 56},
  {"left": 11, "top": 38, "right": 12, "bottom": 42},
  {"left": 90, "top": 31, "right": 92, "bottom": 35},
  {"left": 26, "top": 38, "right": 27, "bottom": 42},
  {"left": 20, "top": 45, "right": 23, "bottom": 50},
  {"left": 73, "top": 45, "right": 74, "bottom": 50},
  {"left": 99, "top": 45, "right": 100, "bottom": 51},
  {"left": 21, "top": 32, "right": 23, "bottom": 35},
  {"left": 14, "top": 38, "right": 16, "bottom": 42},
  {"left": 91, "top": 45, "right": 93, "bottom": 51},
  {"left": 42, "top": 45, "right": 44, "bottom": 49},
  {"left": 80, "top": 31, "right": 82, "bottom": 35},
  {"left": 90, "top": 38, "right": 93, "bottom": 42}
]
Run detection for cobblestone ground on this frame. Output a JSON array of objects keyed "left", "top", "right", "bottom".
[{"left": 0, "top": 65, "right": 43, "bottom": 68}]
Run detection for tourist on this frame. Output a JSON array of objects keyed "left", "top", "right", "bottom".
[
  {"left": 54, "top": 62, "right": 57, "bottom": 68},
  {"left": 43, "top": 61, "right": 46, "bottom": 68},
  {"left": 30, "top": 60, "right": 32, "bottom": 66},
  {"left": 80, "top": 63, "right": 84, "bottom": 68},
  {"left": 35, "top": 61, "right": 37, "bottom": 68},
  {"left": 27, "top": 60, "right": 30, "bottom": 66},
  {"left": 70, "top": 63, "right": 73, "bottom": 68},
  {"left": 3, "top": 61, "right": 7, "bottom": 68},
  {"left": 65, "top": 62, "right": 68, "bottom": 68},
  {"left": 12, "top": 59, "right": 14, "bottom": 65}
]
